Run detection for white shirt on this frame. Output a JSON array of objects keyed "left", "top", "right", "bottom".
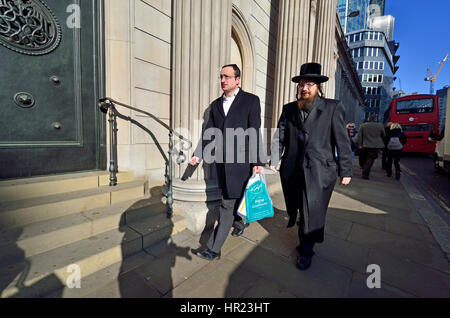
[{"left": 222, "top": 88, "right": 240, "bottom": 116}]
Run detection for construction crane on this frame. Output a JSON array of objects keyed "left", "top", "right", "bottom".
[{"left": 425, "top": 53, "right": 448, "bottom": 94}]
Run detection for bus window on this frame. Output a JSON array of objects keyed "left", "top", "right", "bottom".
[{"left": 396, "top": 98, "right": 433, "bottom": 114}]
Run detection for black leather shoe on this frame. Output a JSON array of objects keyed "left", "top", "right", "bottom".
[
  {"left": 296, "top": 255, "right": 312, "bottom": 270},
  {"left": 195, "top": 249, "right": 221, "bottom": 261},
  {"left": 232, "top": 223, "right": 249, "bottom": 237}
]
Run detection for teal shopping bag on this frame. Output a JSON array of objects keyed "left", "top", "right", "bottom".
[{"left": 241, "top": 173, "right": 274, "bottom": 224}]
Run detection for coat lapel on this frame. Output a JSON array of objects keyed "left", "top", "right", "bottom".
[{"left": 216, "top": 97, "right": 225, "bottom": 119}]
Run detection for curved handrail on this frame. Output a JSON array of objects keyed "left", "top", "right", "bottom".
[
  {"left": 98, "top": 97, "right": 192, "bottom": 218},
  {"left": 98, "top": 97, "right": 192, "bottom": 148}
]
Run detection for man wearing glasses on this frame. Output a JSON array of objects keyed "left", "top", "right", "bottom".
[
  {"left": 189, "top": 64, "right": 265, "bottom": 261},
  {"left": 270, "top": 63, "right": 353, "bottom": 270}
]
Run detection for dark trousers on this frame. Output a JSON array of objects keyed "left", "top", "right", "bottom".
[
  {"left": 281, "top": 169, "right": 305, "bottom": 227},
  {"left": 381, "top": 148, "right": 388, "bottom": 170},
  {"left": 362, "top": 148, "right": 379, "bottom": 178},
  {"left": 297, "top": 227, "right": 324, "bottom": 256},
  {"left": 358, "top": 148, "right": 367, "bottom": 168},
  {"left": 207, "top": 197, "right": 239, "bottom": 253},
  {"left": 386, "top": 150, "right": 402, "bottom": 176}
]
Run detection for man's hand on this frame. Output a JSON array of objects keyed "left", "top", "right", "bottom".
[
  {"left": 340, "top": 177, "right": 351, "bottom": 185},
  {"left": 189, "top": 156, "right": 200, "bottom": 166},
  {"left": 253, "top": 166, "right": 264, "bottom": 174},
  {"left": 269, "top": 166, "right": 277, "bottom": 173}
]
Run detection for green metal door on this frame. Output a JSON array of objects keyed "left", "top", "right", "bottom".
[{"left": 0, "top": 0, "right": 105, "bottom": 179}]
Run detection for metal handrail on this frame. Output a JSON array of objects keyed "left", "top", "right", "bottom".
[{"left": 98, "top": 97, "right": 191, "bottom": 218}]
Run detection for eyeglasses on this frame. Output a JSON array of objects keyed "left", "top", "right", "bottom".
[
  {"left": 297, "top": 82, "right": 316, "bottom": 89},
  {"left": 219, "top": 74, "right": 236, "bottom": 80}
]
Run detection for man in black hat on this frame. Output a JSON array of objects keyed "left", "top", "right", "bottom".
[{"left": 270, "top": 62, "right": 353, "bottom": 270}]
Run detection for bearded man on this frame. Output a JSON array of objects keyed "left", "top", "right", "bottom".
[{"left": 270, "top": 63, "right": 353, "bottom": 270}]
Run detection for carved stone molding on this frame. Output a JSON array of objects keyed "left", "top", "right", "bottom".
[{"left": 0, "top": 0, "right": 62, "bottom": 55}]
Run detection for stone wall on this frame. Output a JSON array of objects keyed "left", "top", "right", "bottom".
[{"left": 105, "top": 0, "right": 172, "bottom": 184}]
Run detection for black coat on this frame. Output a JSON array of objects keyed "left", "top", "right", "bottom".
[
  {"left": 194, "top": 89, "right": 265, "bottom": 199},
  {"left": 271, "top": 97, "right": 353, "bottom": 234},
  {"left": 385, "top": 128, "right": 407, "bottom": 148}
]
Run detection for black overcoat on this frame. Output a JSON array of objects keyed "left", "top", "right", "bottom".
[
  {"left": 194, "top": 89, "right": 265, "bottom": 199},
  {"left": 271, "top": 97, "right": 353, "bottom": 234}
]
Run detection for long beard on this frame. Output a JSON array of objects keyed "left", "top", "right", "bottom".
[{"left": 297, "top": 93, "right": 316, "bottom": 109}]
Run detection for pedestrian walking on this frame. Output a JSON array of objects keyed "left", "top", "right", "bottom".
[
  {"left": 385, "top": 123, "right": 407, "bottom": 180},
  {"left": 269, "top": 62, "right": 353, "bottom": 270},
  {"left": 381, "top": 122, "right": 392, "bottom": 170},
  {"left": 346, "top": 123, "right": 358, "bottom": 165},
  {"left": 357, "top": 115, "right": 386, "bottom": 179},
  {"left": 189, "top": 64, "right": 265, "bottom": 261}
]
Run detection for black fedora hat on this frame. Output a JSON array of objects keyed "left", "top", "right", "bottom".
[{"left": 292, "top": 62, "right": 329, "bottom": 83}]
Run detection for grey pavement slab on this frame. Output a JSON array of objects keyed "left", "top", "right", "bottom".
[
  {"left": 323, "top": 214, "right": 354, "bottom": 241},
  {"left": 347, "top": 272, "right": 416, "bottom": 298},
  {"left": 367, "top": 248, "right": 450, "bottom": 297},
  {"left": 131, "top": 238, "right": 210, "bottom": 296},
  {"left": 384, "top": 216, "right": 439, "bottom": 246},
  {"left": 242, "top": 210, "right": 298, "bottom": 259},
  {"left": 400, "top": 171, "right": 450, "bottom": 261},
  {"left": 347, "top": 223, "right": 450, "bottom": 274},
  {"left": 240, "top": 278, "right": 298, "bottom": 298},
  {"left": 169, "top": 258, "right": 261, "bottom": 298},
  {"left": 224, "top": 241, "right": 353, "bottom": 298},
  {"left": 313, "top": 234, "right": 370, "bottom": 274},
  {"left": 327, "top": 206, "right": 386, "bottom": 231}
]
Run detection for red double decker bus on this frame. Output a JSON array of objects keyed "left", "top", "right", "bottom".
[{"left": 383, "top": 94, "right": 439, "bottom": 154}]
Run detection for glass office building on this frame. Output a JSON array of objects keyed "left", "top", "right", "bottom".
[
  {"left": 346, "top": 29, "right": 397, "bottom": 119},
  {"left": 337, "top": 0, "right": 385, "bottom": 33},
  {"left": 337, "top": 0, "right": 398, "bottom": 121}
]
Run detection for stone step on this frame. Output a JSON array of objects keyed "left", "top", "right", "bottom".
[
  {"left": 0, "top": 214, "right": 186, "bottom": 298},
  {"left": 0, "top": 180, "right": 147, "bottom": 229},
  {"left": 0, "top": 226, "right": 142, "bottom": 298},
  {"left": 0, "top": 198, "right": 153, "bottom": 263},
  {"left": 43, "top": 251, "right": 153, "bottom": 298},
  {"left": 123, "top": 187, "right": 167, "bottom": 224},
  {"left": 128, "top": 213, "right": 186, "bottom": 250},
  {"left": 0, "top": 171, "right": 135, "bottom": 203}
]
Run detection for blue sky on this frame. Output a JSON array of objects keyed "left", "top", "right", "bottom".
[{"left": 385, "top": 0, "right": 450, "bottom": 95}]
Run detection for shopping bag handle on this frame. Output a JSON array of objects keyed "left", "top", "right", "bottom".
[{"left": 250, "top": 170, "right": 267, "bottom": 185}]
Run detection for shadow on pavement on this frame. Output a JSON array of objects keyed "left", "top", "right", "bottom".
[{"left": 221, "top": 159, "right": 450, "bottom": 298}]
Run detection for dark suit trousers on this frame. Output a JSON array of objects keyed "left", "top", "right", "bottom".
[
  {"left": 362, "top": 148, "right": 379, "bottom": 178},
  {"left": 207, "top": 198, "right": 239, "bottom": 253}
]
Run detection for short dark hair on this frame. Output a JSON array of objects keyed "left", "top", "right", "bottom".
[{"left": 222, "top": 64, "right": 241, "bottom": 78}]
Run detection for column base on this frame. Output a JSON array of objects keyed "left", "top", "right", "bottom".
[{"left": 163, "top": 178, "right": 222, "bottom": 234}]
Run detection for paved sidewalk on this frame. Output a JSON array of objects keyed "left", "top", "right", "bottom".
[{"left": 83, "top": 159, "right": 450, "bottom": 298}]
